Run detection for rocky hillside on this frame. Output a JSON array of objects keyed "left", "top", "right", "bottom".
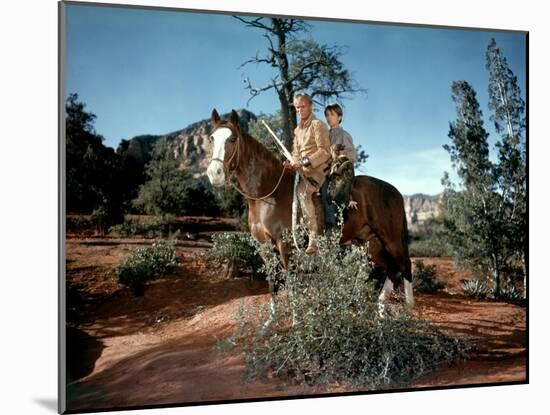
[
  {"left": 403, "top": 193, "right": 442, "bottom": 233},
  {"left": 116, "top": 109, "right": 257, "bottom": 174}
]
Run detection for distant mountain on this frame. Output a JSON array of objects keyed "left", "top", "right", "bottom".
[
  {"left": 403, "top": 193, "right": 442, "bottom": 233},
  {"left": 116, "top": 109, "right": 257, "bottom": 175}
]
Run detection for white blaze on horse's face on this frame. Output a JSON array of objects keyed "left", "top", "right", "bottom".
[{"left": 207, "top": 127, "right": 232, "bottom": 187}]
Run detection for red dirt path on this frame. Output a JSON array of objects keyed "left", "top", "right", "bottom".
[{"left": 65, "top": 239, "right": 526, "bottom": 412}]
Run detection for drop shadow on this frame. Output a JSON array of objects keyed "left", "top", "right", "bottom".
[{"left": 33, "top": 398, "right": 57, "bottom": 412}]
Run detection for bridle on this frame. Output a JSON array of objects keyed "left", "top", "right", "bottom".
[{"left": 210, "top": 126, "right": 287, "bottom": 204}]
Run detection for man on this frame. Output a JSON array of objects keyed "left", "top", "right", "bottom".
[{"left": 283, "top": 93, "right": 331, "bottom": 254}]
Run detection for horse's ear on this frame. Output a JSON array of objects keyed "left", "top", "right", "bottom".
[
  {"left": 211, "top": 109, "right": 220, "bottom": 125},
  {"left": 230, "top": 109, "right": 240, "bottom": 127}
]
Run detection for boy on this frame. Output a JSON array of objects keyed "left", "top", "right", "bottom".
[
  {"left": 324, "top": 103, "right": 358, "bottom": 163},
  {"left": 322, "top": 103, "right": 359, "bottom": 228}
]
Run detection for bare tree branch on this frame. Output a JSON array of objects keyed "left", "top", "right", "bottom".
[
  {"left": 238, "top": 52, "right": 276, "bottom": 69},
  {"left": 232, "top": 16, "right": 272, "bottom": 31}
]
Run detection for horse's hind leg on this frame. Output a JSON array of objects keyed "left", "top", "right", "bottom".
[
  {"left": 385, "top": 243, "right": 414, "bottom": 310},
  {"left": 378, "top": 276, "right": 394, "bottom": 317},
  {"left": 358, "top": 232, "right": 397, "bottom": 316}
]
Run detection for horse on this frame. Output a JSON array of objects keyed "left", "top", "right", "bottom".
[{"left": 206, "top": 109, "right": 414, "bottom": 311}]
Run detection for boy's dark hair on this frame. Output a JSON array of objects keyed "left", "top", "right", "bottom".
[{"left": 324, "top": 103, "right": 344, "bottom": 122}]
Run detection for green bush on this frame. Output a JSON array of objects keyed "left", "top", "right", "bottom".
[
  {"left": 108, "top": 216, "right": 173, "bottom": 238},
  {"left": 90, "top": 206, "right": 110, "bottom": 234},
  {"left": 108, "top": 220, "right": 139, "bottom": 237},
  {"left": 408, "top": 234, "right": 452, "bottom": 258},
  {"left": 66, "top": 215, "right": 92, "bottom": 232},
  {"left": 208, "top": 232, "right": 265, "bottom": 279},
  {"left": 115, "top": 241, "right": 178, "bottom": 294},
  {"left": 412, "top": 260, "right": 444, "bottom": 293},
  {"left": 217, "top": 220, "right": 468, "bottom": 389},
  {"left": 498, "top": 284, "right": 526, "bottom": 305}
]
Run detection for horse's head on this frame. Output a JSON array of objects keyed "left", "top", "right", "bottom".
[{"left": 206, "top": 108, "right": 242, "bottom": 187}]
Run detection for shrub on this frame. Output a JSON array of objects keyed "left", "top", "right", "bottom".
[
  {"left": 115, "top": 241, "right": 178, "bottom": 294},
  {"left": 408, "top": 233, "right": 452, "bottom": 257},
  {"left": 412, "top": 260, "right": 444, "bottom": 293},
  {"left": 108, "top": 216, "right": 172, "bottom": 238},
  {"left": 208, "top": 232, "right": 265, "bottom": 279},
  {"left": 66, "top": 215, "right": 92, "bottom": 233},
  {"left": 217, "top": 219, "right": 468, "bottom": 389},
  {"left": 108, "top": 220, "right": 139, "bottom": 237},
  {"left": 90, "top": 206, "right": 110, "bottom": 235},
  {"left": 462, "top": 278, "right": 490, "bottom": 299},
  {"left": 498, "top": 284, "right": 526, "bottom": 305}
]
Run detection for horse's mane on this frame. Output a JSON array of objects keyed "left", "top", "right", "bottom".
[{"left": 241, "top": 130, "right": 283, "bottom": 168}]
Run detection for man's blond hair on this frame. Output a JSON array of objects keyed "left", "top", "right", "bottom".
[{"left": 293, "top": 93, "right": 313, "bottom": 106}]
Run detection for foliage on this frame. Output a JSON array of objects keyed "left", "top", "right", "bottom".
[
  {"left": 132, "top": 139, "right": 191, "bottom": 216},
  {"left": 183, "top": 176, "right": 221, "bottom": 216},
  {"left": 65, "top": 93, "right": 142, "bottom": 220},
  {"left": 108, "top": 216, "right": 175, "bottom": 238},
  {"left": 247, "top": 111, "right": 285, "bottom": 155},
  {"left": 132, "top": 139, "right": 222, "bottom": 217},
  {"left": 440, "top": 38, "right": 526, "bottom": 300},
  {"left": 208, "top": 232, "right": 266, "bottom": 279},
  {"left": 115, "top": 241, "right": 178, "bottom": 294},
  {"left": 412, "top": 260, "right": 444, "bottom": 293},
  {"left": 217, "top": 217, "right": 468, "bottom": 389},
  {"left": 408, "top": 226, "right": 453, "bottom": 258},
  {"left": 498, "top": 284, "right": 525, "bottom": 305},
  {"left": 213, "top": 186, "right": 247, "bottom": 221},
  {"left": 486, "top": 38, "right": 527, "bottom": 290},
  {"left": 66, "top": 215, "right": 92, "bottom": 233},
  {"left": 462, "top": 278, "right": 490, "bottom": 299}
]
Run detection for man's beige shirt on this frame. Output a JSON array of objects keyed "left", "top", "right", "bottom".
[{"left": 291, "top": 112, "right": 331, "bottom": 185}]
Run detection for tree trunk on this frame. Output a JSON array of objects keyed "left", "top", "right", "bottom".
[
  {"left": 522, "top": 252, "right": 527, "bottom": 299},
  {"left": 272, "top": 19, "right": 297, "bottom": 149},
  {"left": 491, "top": 254, "right": 501, "bottom": 298}
]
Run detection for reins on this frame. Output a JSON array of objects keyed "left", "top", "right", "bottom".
[{"left": 213, "top": 130, "right": 287, "bottom": 204}]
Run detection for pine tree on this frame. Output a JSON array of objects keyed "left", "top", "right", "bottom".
[
  {"left": 441, "top": 81, "right": 507, "bottom": 296},
  {"left": 486, "top": 37, "right": 527, "bottom": 292}
]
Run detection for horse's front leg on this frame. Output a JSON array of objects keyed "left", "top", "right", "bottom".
[{"left": 276, "top": 238, "right": 290, "bottom": 270}]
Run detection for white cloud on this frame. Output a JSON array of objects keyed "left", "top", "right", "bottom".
[{"left": 359, "top": 147, "right": 457, "bottom": 195}]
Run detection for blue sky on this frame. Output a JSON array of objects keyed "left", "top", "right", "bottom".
[{"left": 65, "top": 4, "right": 527, "bottom": 195}]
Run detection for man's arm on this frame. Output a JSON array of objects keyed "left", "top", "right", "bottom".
[
  {"left": 305, "top": 121, "right": 331, "bottom": 169},
  {"left": 291, "top": 129, "right": 300, "bottom": 163}
]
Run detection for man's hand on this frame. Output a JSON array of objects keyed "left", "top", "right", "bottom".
[{"left": 283, "top": 160, "right": 303, "bottom": 170}]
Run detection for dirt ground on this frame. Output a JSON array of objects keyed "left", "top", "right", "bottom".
[{"left": 64, "top": 232, "right": 527, "bottom": 412}]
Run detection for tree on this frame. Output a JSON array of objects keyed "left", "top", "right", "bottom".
[
  {"left": 65, "top": 93, "right": 141, "bottom": 231},
  {"left": 486, "top": 37, "right": 527, "bottom": 290},
  {"left": 132, "top": 139, "right": 192, "bottom": 217},
  {"left": 440, "top": 81, "right": 510, "bottom": 297},
  {"left": 234, "top": 16, "right": 365, "bottom": 148}
]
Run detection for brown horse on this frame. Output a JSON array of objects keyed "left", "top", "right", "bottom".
[{"left": 206, "top": 109, "right": 414, "bottom": 310}]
